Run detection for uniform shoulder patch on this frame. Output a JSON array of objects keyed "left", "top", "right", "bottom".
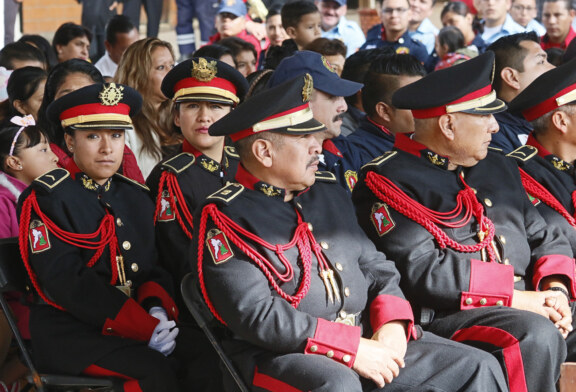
[
  {"left": 33, "top": 168, "right": 69, "bottom": 192},
  {"left": 224, "top": 146, "right": 240, "bottom": 159},
  {"left": 361, "top": 151, "right": 397, "bottom": 171},
  {"left": 161, "top": 153, "right": 196, "bottom": 174},
  {"left": 506, "top": 145, "right": 538, "bottom": 162},
  {"left": 207, "top": 183, "right": 244, "bottom": 204},
  {"left": 114, "top": 173, "right": 150, "bottom": 191},
  {"left": 315, "top": 171, "right": 337, "bottom": 183}
]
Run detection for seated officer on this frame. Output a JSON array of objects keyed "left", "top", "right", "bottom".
[
  {"left": 507, "top": 60, "right": 576, "bottom": 359},
  {"left": 19, "top": 83, "right": 180, "bottom": 391},
  {"left": 192, "top": 74, "right": 508, "bottom": 391},
  {"left": 352, "top": 52, "right": 574, "bottom": 392}
]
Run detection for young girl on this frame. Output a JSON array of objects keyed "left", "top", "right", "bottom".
[{"left": 434, "top": 26, "right": 478, "bottom": 71}]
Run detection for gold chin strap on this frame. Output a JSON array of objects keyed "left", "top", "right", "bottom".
[
  {"left": 252, "top": 106, "right": 314, "bottom": 132},
  {"left": 446, "top": 90, "right": 498, "bottom": 113},
  {"left": 61, "top": 113, "right": 132, "bottom": 128}
]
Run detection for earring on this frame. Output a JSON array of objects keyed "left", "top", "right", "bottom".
[
  {"left": 68, "top": 146, "right": 73, "bottom": 152},
  {"left": 18, "top": 165, "right": 22, "bottom": 170}
]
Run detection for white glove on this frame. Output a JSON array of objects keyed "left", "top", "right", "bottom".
[
  {"left": 148, "top": 308, "right": 178, "bottom": 356},
  {"left": 149, "top": 306, "right": 169, "bottom": 322}
]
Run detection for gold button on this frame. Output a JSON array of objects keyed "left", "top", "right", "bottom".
[
  {"left": 484, "top": 198, "right": 492, "bottom": 207},
  {"left": 106, "top": 327, "right": 113, "bottom": 332},
  {"left": 131, "top": 263, "right": 139, "bottom": 272},
  {"left": 471, "top": 188, "right": 477, "bottom": 194},
  {"left": 342, "top": 354, "right": 351, "bottom": 363},
  {"left": 339, "top": 310, "right": 347, "bottom": 318},
  {"left": 499, "top": 235, "right": 506, "bottom": 244},
  {"left": 496, "top": 300, "right": 503, "bottom": 306},
  {"left": 326, "top": 350, "right": 334, "bottom": 358},
  {"left": 504, "top": 258, "right": 510, "bottom": 265},
  {"left": 296, "top": 202, "right": 302, "bottom": 209},
  {"left": 320, "top": 241, "right": 329, "bottom": 250},
  {"left": 126, "top": 280, "right": 132, "bottom": 287},
  {"left": 310, "top": 345, "right": 318, "bottom": 352},
  {"left": 307, "top": 223, "right": 313, "bottom": 231},
  {"left": 122, "top": 241, "right": 131, "bottom": 250},
  {"left": 480, "top": 298, "right": 487, "bottom": 305},
  {"left": 335, "top": 263, "right": 343, "bottom": 271},
  {"left": 465, "top": 298, "right": 473, "bottom": 305},
  {"left": 344, "top": 287, "right": 350, "bottom": 297},
  {"left": 116, "top": 218, "right": 123, "bottom": 226},
  {"left": 460, "top": 172, "right": 465, "bottom": 179},
  {"left": 172, "top": 307, "right": 176, "bottom": 313}
]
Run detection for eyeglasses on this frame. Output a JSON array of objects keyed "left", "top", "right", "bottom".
[
  {"left": 382, "top": 7, "right": 409, "bottom": 14},
  {"left": 511, "top": 5, "right": 536, "bottom": 12}
]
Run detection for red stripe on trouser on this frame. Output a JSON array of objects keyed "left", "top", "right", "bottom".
[
  {"left": 252, "top": 366, "right": 304, "bottom": 392},
  {"left": 451, "top": 325, "right": 528, "bottom": 392},
  {"left": 83, "top": 364, "right": 143, "bottom": 392}
]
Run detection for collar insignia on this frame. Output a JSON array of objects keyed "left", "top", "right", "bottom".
[
  {"left": 192, "top": 57, "right": 218, "bottom": 82},
  {"left": 550, "top": 156, "right": 572, "bottom": 172},
  {"left": 321, "top": 56, "right": 337, "bottom": 74},
  {"left": 302, "top": 73, "right": 313, "bottom": 102},
  {"left": 344, "top": 170, "right": 358, "bottom": 191},
  {"left": 425, "top": 151, "right": 448, "bottom": 168},
  {"left": 200, "top": 157, "right": 219, "bottom": 172},
  {"left": 259, "top": 183, "right": 282, "bottom": 197},
  {"left": 80, "top": 174, "right": 111, "bottom": 192},
  {"left": 99, "top": 83, "right": 124, "bottom": 106}
]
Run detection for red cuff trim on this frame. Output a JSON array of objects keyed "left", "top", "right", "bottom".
[
  {"left": 461, "top": 259, "right": 514, "bottom": 309},
  {"left": 304, "top": 318, "right": 361, "bottom": 368},
  {"left": 137, "top": 281, "right": 179, "bottom": 320},
  {"left": 252, "top": 366, "right": 303, "bottom": 392},
  {"left": 102, "top": 298, "right": 159, "bottom": 341},
  {"left": 369, "top": 294, "right": 415, "bottom": 341},
  {"left": 532, "top": 255, "right": 576, "bottom": 298}
]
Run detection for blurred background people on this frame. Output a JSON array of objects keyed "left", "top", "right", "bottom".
[
  {"left": 52, "top": 22, "right": 92, "bottom": 63},
  {"left": 95, "top": 15, "right": 139, "bottom": 79}
]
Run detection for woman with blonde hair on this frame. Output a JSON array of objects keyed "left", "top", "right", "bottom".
[{"left": 115, "top": 38, "right": 179, "bottom": 178}]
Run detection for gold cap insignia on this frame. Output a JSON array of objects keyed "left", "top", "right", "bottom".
[
  {"left": 321, "top": 56, "right": 337, "bottom": 74},
  {"left": 192, "top": 57, "right": 218, "bottom": 82},
  {"left": 99, "top": 83, "right": 124, "bottom": 106},
  {"left": 302, "top": 73, "right": 313, "bottom": 102}
]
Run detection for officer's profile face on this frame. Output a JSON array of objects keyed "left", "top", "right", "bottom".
[
  {"left": 264, "top": 133, "right": 322, "bottom": 194},
  {"left": 542, "top": 0, "right": 575, "bottom": 43},
  {"left": 443, "top": 112, "right": 499, "bottom": 168},
  {"left": 317, "top": 0, "right": 347, "bottom": 30},
  {"left": 64, "top": 128, "right": 125, "bottom": 185},
  {"left": 174, "top": 100, "right": 231, "bottom": 154},
  {"left": 309, "top": 89, "right": 348, "bottom": 140},
  {"left": 517, "top": 40, "right": 555, "bottom": 91},
  {"left": 381, "top": 0, "right": 412, "bottom": 33}
]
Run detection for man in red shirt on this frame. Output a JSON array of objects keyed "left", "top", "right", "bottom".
[{"left": 541, "top": 0, "right": 576, "bottom": 50}]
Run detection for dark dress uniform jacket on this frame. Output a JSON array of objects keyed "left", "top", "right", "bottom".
[
  {"left": 18, "top": 169, "right": 177, "bottom": 375},
  {"left": 353, "top": 134, "right": 575, "bottom": 314},
  {"left": 339, "top": 115, "right": 396, "bottom": 168},
  {"left": 146, "top": 143, "right": 240, "bottom": 299},
  {"left": 507, "top": 135, "right": 576, "bottom": 256},
  {"left": 194, "top": 166, "right": 415, "bottom": 383}
]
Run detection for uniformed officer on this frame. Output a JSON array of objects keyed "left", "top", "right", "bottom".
[
  {"left": 352, "top": 51, "right": 574, "bottom": 392},
  {"left": 191, "top": 73, "right": 508, "bottom": 391},
  {"left": 147, "top": 57, "right": 248, "bottom": 304},
  {"left": 19, "top": 83, "right": 180, "bottom": 391},
  {"left": 507, "top": 58, "right": 576, "bottom": 360}
]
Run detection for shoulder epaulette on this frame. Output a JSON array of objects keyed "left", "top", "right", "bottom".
[
  {"left": 161, "top": 153, "right": 196, "bottom": 174},
  {"left": 224, "top": 146, "right": 240, "bottom": 159},
  {"left": 314, "top": 171, "right": 337, "bottom": 183},
  {"left": 114, "top": 173, "right": 150, "bottom": 191},
  {"left": 506, "top": 145, "right": 538, "bottom": 162},
  {"left": 361, "top": 151, "right": 397, "bottom": 171},
  {"left": 33, "top": 168, "right": 69, "bottom": 192},
  {"left": 207, "top": 183, "right": 245, "bottom": 204}
]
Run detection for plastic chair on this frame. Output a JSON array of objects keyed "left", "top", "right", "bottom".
[
  {"left": 180, "top": 273, "right": 250, "bottom": 392},
  {"left": 0, "top": 237, "right": 115, "bottom": 391}
]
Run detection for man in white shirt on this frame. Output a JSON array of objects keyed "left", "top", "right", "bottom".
[
  {"left": 476, "top": 0, "right": 526, "bottom": 44},
  {"left": 408, "top": 0, "right": 439, "bottom": 54},
  {"left": 95, "top": 15, "right": 139, "bottom": 79},
  {"left": 316, "top": 0, "right": 366, "bottom": 57}
]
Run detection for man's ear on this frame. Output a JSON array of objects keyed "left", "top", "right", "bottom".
[
  {"left": 551, "top": 110, "right": 570, "bottom": 135},
  {"left": 251, "top": 138, "right": 274, "bottom": 168},
  {"left": 501, "top": 67, "right": 521, "bottom": 91},
  {"left": 438, "top": 114, "right": 456, "bottom": 141},
  {"left": 375, "top": 101, "right": 394, "bottom": 123}
]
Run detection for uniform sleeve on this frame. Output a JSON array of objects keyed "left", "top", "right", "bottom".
[
  {"left": 353, "top": 181, "right": 515, "bottom": 312},
  {"left": 25, "top": 198, "right": 160, "bottom": 342},
  {"left": 196, "top": 213, "right": 362, "bottom": 368}
]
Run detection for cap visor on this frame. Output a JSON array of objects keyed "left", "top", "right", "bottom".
[
  {"left": 175, "top": 95, "right": 234, "bottom": 105},
  {"left": 70, "top": 121, "right": 133, "bottom": 130},
  {"left": 316, "top": 78, "right": 362, "bottom": 98},
  {"left": 461, "top": 98, "right": 507, "bottom": 115}
]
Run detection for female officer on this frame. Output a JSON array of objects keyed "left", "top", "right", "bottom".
[
  {"left": 147, "top": 57, "right": 248, "bottom": 291},
  {"left": 18, "top": 83, "right": 180, "bottom": 392}
]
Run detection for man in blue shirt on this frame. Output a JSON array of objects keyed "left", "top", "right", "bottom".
[
  {"left": 317, "top": 0, "right": 366, "bottom": 57},
  {"left": 477, "top": 0, "right": 526, "bottom": 44},
  {"left": 408, "top": 0, "right": 439, "bottom": 54}
]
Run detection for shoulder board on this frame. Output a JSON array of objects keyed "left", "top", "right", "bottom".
[
  {"left": 161, "top": 153, "right": 196, "bottom": 174},
  {"left": 224, "top": 146, "right": 240, "bottom": 159},
  {"left": 33, "top": 168, "right": 69, "bottom": 192},
  {"left": 207, "top": 183, "right": 245, "bottom": 204},
  {"left": 314, "top": 171, "right": 337, "bottom": 183},
  {"left": 361, "top": 151, "right": 397, "bottom": 171},
  {"left": 506, "top": 145, "right": 538, "bottom": 162},
  {"left": 114, "top": 173, "right": 150, "bottom": 191}
]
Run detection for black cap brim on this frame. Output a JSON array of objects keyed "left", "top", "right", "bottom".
[{"left": 460, "top": 98, "right": 507, "bottom": 115}]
